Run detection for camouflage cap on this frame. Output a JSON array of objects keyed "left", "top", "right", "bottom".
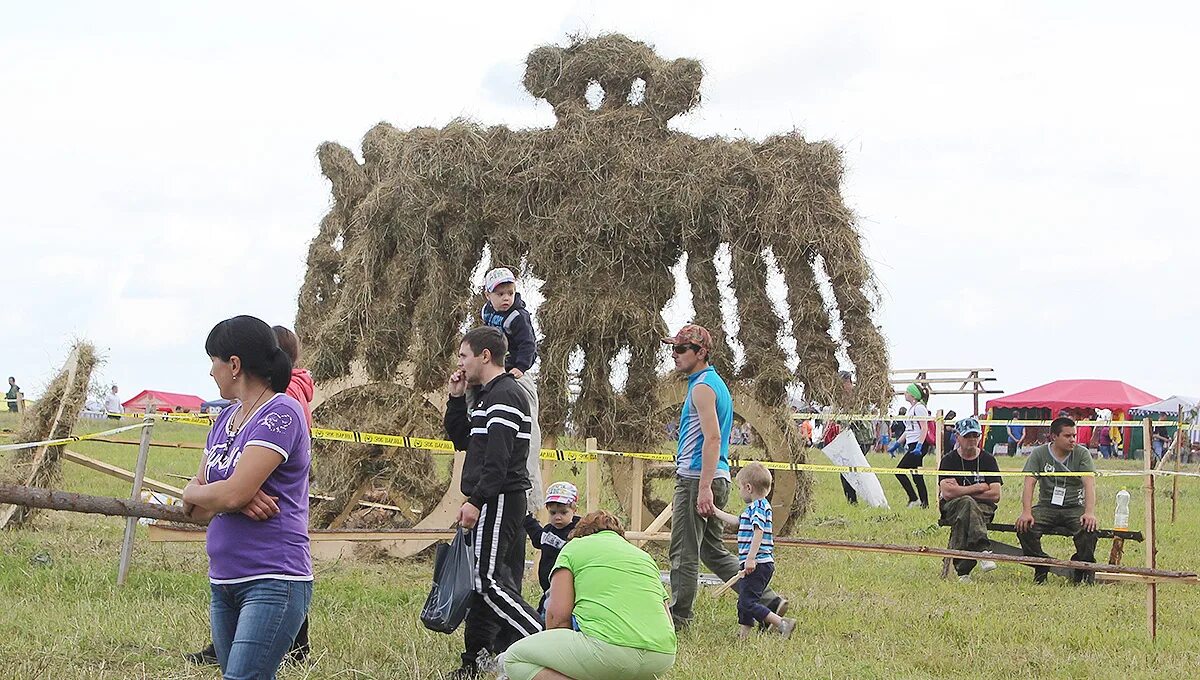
[{"left": 661, "top": 323, "right": 713, "bottom": 351}]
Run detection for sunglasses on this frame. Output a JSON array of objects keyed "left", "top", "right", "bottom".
[{"left": 672, "top": 343, "right": 701, "bottom": 355}]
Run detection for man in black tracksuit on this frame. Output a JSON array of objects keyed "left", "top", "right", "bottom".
[{"left": 444, "top": 327, "right": 542, "bottom": 678}]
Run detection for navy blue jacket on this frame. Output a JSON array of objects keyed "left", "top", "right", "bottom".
[
  {"left": 481, "top": 293, "right": 538, "bottom": 372},
  {"left": 523, "top": 514, "right": 580, "bottom": 591}
]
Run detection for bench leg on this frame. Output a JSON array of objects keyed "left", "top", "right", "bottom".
[
  {"left": 941, "top": 557, "right": 952, "bottom": 578},
  {"left": 1108, "top": 537, "right": 1125, "bottom": 565}
]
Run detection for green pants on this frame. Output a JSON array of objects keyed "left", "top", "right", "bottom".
[
  {"left": 668, "top": 476, "right": 778, "bottom": 626},
  {"left": 502, "top": 629, "right": 675, "bottom": 680},
  {"left": 1017, "top": 504, "right": 1099, "bottom": 582},
  {"left": 939, "top": 496, "right": 996, "bottom": 576}
]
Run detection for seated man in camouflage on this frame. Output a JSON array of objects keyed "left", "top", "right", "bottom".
[
  {"left": 938, "top": 417, "right": 1002, "bottom": 582},
  {"left": 1016, "top": 416, "right": 1099, "bottom": 584}
]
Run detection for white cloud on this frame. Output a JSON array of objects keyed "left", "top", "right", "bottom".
[{"left": 1, "top": 1, "right": 1196, "bottom": 416}]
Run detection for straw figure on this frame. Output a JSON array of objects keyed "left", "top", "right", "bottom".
[{"left": 296, "top": 34, "right": 889, "bottom": 533}]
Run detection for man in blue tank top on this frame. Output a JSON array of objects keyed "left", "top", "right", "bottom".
[{"left": 662, "top": 324, "right": 785, "bottom": 629}]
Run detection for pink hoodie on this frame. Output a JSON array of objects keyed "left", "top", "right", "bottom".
[{"left": 286, "top": 368, "right": 314, "bottom": 428}]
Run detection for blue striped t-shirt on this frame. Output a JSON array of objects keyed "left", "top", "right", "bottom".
[{"left": 737, "top": 498, "right": 774, "bottom": 564}]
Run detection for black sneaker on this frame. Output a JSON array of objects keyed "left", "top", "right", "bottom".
[
  {"left": 446, "top": 665, "right": 481, "bottom": 680},
  {"left": 1033, "top": 569, "right": 1048, "bottom": 585},
  {"left": 184, "top": 643, "right": 218, "bottom": 666},
  {"left": 286, "top": 643, "right": 310, "bottom": 664}
]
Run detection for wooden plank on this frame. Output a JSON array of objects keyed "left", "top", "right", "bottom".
[
  {"left": 87, "top": 437, "right": 205, "bottom": 450},
  {"left": 1144, "top": 417, "right": 1158, "bottom": 639},
  {"left": 937, "top": 520, "right": 1145, "bottom": 542},
  {"left": 62, "top": 449, "right": 184, "bottom": 497},
  {"left": 585, "top": 437, "right": 599, "bottom": 513},
  {"left": 1096, "top": 572, "right": 1200, "bottom": 585},
  {"left": 624, "top": 532, "right": 1197, "bottom": 580},
  {"left": 888, "top": 377, "right": 998, "bottom": 385},
  {"left": 117, "top": 419, "right": 154, "bottom": 586},
  {"left": 630, "top": 458, "right": 644, "bottom": 533},
  {"left": 891, "top": 368, "right": 995, "bottom": 374}
]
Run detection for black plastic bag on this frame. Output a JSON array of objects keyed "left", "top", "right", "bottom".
[{"left": 420, "top": 528, "right": 475, "bottom": 633}]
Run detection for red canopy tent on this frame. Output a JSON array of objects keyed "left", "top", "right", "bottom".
[
  {"left": 986, "top": 380, "right": 1159, "bottom": 414},
  {"left": 986, "top": 380, "right": 1160, "bottom": 457},
  {"left": 122, "top": 389, "right": 204, "bottom": 414}
]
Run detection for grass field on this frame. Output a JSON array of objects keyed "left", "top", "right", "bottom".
[{"left": 2, "top": 411, "right": 1199, "bottom": 679}]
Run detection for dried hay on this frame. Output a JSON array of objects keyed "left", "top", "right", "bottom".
[
  {"left": 0, "top": 342, "right": 98, "bottom": 528},
  {"left": 296, "top": 34, "right": 892, "bottom": 521},
  {"left": 307, "top": 383, "right": 444, "bottom": 529}
]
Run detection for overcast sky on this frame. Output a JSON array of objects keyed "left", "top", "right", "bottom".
[{"left": 2, "top": 1, "right": 1196, "bottom": 416}]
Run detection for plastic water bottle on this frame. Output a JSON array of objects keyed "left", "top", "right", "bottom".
[{"left": 1114, "top": 489, "right": 1131, "bottom": 530}]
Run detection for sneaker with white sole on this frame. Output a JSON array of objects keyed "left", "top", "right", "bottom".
[
  {"left": 979, "top": 551, "right": 997, "bottom": 572},
  {"left": 907, "top": 500, "right": 922, "bottom": 509},
  {"left": 958, "top": 574, "right": 972, "bottom": 583}
]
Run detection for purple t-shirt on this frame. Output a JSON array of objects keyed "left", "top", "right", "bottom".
[{"left": 203, "top": 393, "right": 312, "bottom": 584}]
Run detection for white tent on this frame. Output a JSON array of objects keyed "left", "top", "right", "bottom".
[{"left": 1128, "top": 395, "right": 1198, "bottom": 417}]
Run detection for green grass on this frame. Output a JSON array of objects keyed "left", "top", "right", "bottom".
[{"left": 2, "top": 412, "right": 1199, "bottom": 678}]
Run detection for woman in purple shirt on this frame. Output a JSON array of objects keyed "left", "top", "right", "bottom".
[{"left": 183, "top": 315, "right": 313, "bottom": 680}]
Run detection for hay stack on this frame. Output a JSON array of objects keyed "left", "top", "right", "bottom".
[
  {"left": 296, "top": 34, "right": 890, "bottom": 523},
  {"left": 0, "top": 342, "right": 97, "bottom": 528}
]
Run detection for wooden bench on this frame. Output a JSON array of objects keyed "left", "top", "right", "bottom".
[{"left": 938, "top": 521, "right": 1144, "bottom": 578}]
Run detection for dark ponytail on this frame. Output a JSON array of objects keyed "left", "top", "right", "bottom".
[{"left": 205, "top": 315, "right": 293, "bottom": 393}]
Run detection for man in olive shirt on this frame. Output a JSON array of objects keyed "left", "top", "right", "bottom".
[
  {"left": 938, "top": 417, "right": 1002, "bottom": 581},
  {"left": 1016, "top": 416, "right": 1099, "bottom": 584}
]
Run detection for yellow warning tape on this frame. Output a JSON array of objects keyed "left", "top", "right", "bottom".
[
  {"left": 0, "top": 422, "right": 148, "bottom": 452},
  {"left": 124, "top": 409, "right": 1185, "bottom": 478}
]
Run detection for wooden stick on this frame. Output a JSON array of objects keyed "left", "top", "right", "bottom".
[
  {"left": 630, "top": 457, "right": 644, "bottom": 533},
  {"left": 1173, "top": 406, "right": 1182, "bottom": 523},
  {"left": 934, "top": 409, "right": 944, "bottom": 459},
  {"left": 636, "top": 504, "right": 673, "bottom": 549},
  {"left": 585, "top": 437, "right": 599, "bottom": 513},
  {"left": 1096, "top": 572, "right": 1200, "bottom": 585},
  {"left": 1144, "top": 417, "right": 1158, "bottom": 639},
  {"left": 623, "top": 532, "right": 1197, "bottom": 580},
  {"left": 117, "top": 418, "right": 154, "bottom": 586},
  {"left": 0, "top": 483, "right": 203, "bottom": 525},
  {"left": 62, "top": 449, "right": 184, "bottom": 497},
  {"left": 711, "top": 570, "right": 743, "bottom": 598},
  {"left": 86, "top": 437, "right": 205, "bottom": 450}
]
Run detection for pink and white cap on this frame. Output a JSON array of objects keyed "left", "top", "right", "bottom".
[
  {"left": 544, "top": 481, "right": 578, "bottom": 506},
  {"left": 483, "top": 267, "right": 517, "bottom": 293}
]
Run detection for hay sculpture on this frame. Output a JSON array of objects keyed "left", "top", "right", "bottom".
[
  {"left": 297, "top": 34, "right": 890, "bottom": 533},
  {"left": 0, "top": 342, "right": 97, "bottom": 529}
]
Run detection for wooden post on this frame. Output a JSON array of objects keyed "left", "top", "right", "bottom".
[
  {"left": 630, "top": 458, "right": 644, "bottom": 533},
  {"left": 1143, "top": 417, "right": 1157, "bottom": 641},
  {"left": 585, "top": 437, "right": 599, "bottom": 513},
  {"left": 117, "top": 416, "right": 154, "bottom": 587},
  {"left": 15, "top": 391, "right": 24, "bottom": 413},
  {"left": 934, "top": 409, "right": 944, "bottom": 459},
  {"left": 1173, "top": 407, "right": 1182, "bottom": 523}
]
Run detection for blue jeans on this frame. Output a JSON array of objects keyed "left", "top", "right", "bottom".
[{"left": 211, "top": 579, "right": 312, "bottom": 680}]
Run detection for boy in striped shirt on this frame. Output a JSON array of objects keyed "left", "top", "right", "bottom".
[{"left": 714, "top": 462, "right": 797, "bottom": 638}]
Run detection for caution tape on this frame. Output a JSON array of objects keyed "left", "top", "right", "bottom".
[
  {"left": 0, "top": 422, "right": 148, "bottom": 452},
  {"left": 98, "top": 407, "right": 1195, "bottom": 478},
  {"left": 796, "top": 413, "right": 1194, "bottom": 428}
]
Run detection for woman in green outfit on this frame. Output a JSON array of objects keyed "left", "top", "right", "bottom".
[{"left": 501, "top": 510, "right": 677, "bottom": 680}]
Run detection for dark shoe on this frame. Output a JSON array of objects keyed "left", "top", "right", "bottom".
[
  {"left": 1033, "top": 569, "right": 1048, "bottom": 585},
  {"left": 286, "top": 643, "right": 310, "bottom": 664},
  {"left": 184, "top": 643, "right": 218, "bottom": 666},
  {"left": 447, "top": 665, "right": 481, "bottom": 680}
]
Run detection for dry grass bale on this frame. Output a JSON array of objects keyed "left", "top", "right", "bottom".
[
  {"left": 296, "top": 34, "right": 892, "bottom": 524},
  {"left": 308, "top": 383, "right": 443, "bottom": 529},
  {"left": 0, "top": 343, "right": 97, "bottom": 527}
]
